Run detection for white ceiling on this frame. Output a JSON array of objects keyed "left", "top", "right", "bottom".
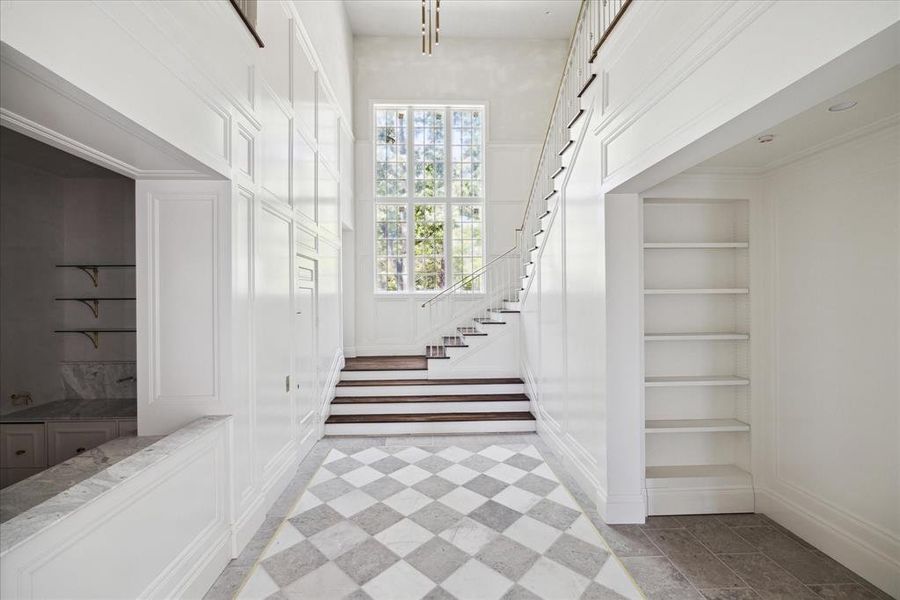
[
  {"left": 344, "top": 0, "right": 581, "bottom": 40},
  {"left": 699, "top": 66, "right": 900, "bottom": 171}
]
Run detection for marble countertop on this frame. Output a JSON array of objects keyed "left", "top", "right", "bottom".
[
  {"left": 0, "top": 398, "right": 136, "bottom": 422},
  {"left": 0, "top": 415, "right": 229, "bottom": 554}
]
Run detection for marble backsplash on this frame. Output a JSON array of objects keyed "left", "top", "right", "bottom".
[{"left": 60, "top": 362, "right": 136, "bottom": 400}]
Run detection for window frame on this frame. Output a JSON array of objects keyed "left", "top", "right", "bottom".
[{"left": 373, "top": 102, "right": 487, "bottom": 296}]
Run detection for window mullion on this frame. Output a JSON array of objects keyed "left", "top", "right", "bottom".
[{"left": 407, "top": 107, "right": 414, "bottom": 289}]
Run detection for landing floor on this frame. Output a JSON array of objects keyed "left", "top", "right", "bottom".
[{"left": 205, "top": 434, "right": 890, "bottom": 600}]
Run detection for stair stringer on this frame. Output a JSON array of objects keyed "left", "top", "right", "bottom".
[{"left": 427, "top": 318, "right": 520, "bottom": 379}]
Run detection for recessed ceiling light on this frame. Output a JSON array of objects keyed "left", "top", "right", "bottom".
[
  {"left": 828, "top": 101, "right": 858, "bottom": 112},
  {"left": 757, "top": 134, "right": 775, "bottom": 144}
]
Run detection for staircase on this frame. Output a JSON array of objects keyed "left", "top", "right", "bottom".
[{"left": 325, "top": 304, "right": 536, "bottom": 435}]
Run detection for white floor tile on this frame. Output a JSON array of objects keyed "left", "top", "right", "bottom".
[
  {"left": 437, "top": 464, "right": 479, "bottom": 485},
  {"left": 438, "top": 487, "right": 488, "bottom": 515},
  {"left": 261, "top": 522, "right": 305, "bottom": 560},
  {"left": 503, "top": 515, "right": 563, "bottom": 553},
  {"left": 595, "top": 557, "right": 643, "bottom": 600},
  {"left": 323, "top": 449, "right": 347, "bottom": 464},
  {"left": 478, "top": 446, "right": 516, "bottom": 462},
  {"left": 530, "top": 462, "right": 557, "bottom": 481},
  {"left": 237, "top": 566, "right": 279, "bottom": 600},
  {"left": 442, "top": 559, "right": 513, "bottom": 600},
  {"left": 310, "top": 467, "right": 337, "bottom": 486},
  {"left": 342, "top": 465, "right": 384, "bottom": 488},
  {"left": 329, "top": 489, "right": 377, "bottom": 517},
  {"left": 282, "top": 561, "right": 357, "bottom": 600},
  {"left": 439, "top": 517, "right": 499, "bottom": 555},
  {"left": 363, "top": 561, "right": 436, "bottom": 600},
  {"left": 391, "top": 464, "right": 432, "bottom": 486},
  {"left": 436, "top": 446, "right": 473, "bottom": 462},
  {"left": 309, "top": 521, "right": 369, "bottom": 559},
  {"left": 394, "top": 447, "right": 431, "bottom": 463},
  {"left": 519, "top": 446, "right": 542, "bottom": 460},
  {"left": 351, "top": 447, "right": 390, "bottom": 465},
  {"left": 375, "top": 519, "right": 435, "bottom": 557},
  {"left": 566, "top": 514, "right": 606, "bottom": 549},
  {"left": 492, "top": 486, "right": 540, "bottom": 513},
  {"left": 288, "top": 491, "right": 323, "bottom": 518},
  {"left": 519, "top": 556, "right": 590, "bottom": 599},
  {"left": 484, "top": 463, "right": 527, "bottom": 484},
  {"left": 383, "top": 488, "right": 432, "bottom": 516},
  {"left": 547, "top": 484, "right": 580, "bottom": 509}
]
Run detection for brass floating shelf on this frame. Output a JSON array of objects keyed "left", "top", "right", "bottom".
[
  {"left": 54, "top": 328, "right": 136, "bottom": 349},
  {"left": 56, "top": 264, "right": 135, "bottom": 287},
  {"left": 55, "top": 298, "right": 136, "bottom": 318}
]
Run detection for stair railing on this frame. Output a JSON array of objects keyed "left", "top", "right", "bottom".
[{"left": 419, "top": 0, "right": 631, "bottom": 351}]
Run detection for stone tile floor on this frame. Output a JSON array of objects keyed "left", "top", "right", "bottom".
[{"left": 205, "top": 434, "right": 893, "bottom": 600}]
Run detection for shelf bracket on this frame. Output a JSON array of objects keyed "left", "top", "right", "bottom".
[
  {"left": 75, "top": 299, "right": 101, "bottom": 318},
  {"left": 77, "top": 266, "right": 101, "bottom": 287},
  {"left": 77, "top": 330, "right": 101, "bottom": 349}
]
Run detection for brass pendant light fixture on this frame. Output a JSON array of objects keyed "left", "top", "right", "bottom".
[{"left": 421, "top": 0, "right": 440, "bottom": 56}]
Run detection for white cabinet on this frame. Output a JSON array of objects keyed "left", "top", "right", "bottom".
[{"left": 46, "top": 421, "right": 118, "bottom": 465}]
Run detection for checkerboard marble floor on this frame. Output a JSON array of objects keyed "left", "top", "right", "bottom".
[{"left": 233, "top": 442, "right": 642, "bottom": 600}]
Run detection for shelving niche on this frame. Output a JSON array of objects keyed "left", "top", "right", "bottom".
[{"left": 642, "top": 197, "right": 753, "bottom": 515}]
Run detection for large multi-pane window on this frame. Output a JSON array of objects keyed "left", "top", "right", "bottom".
[{"left": 375, "top": 104, "right": 485, "bottom": 293}]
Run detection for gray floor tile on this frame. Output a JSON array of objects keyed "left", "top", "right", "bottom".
[
  {"left": 418, "top": 455, "right": 455, "bottom": 473},
  {"left": 289, "top": 503, "right": 345, "bottom": 537},
  {"left": 501, "top": 584, "right": 544, "bottom": 600},
  {"left": 716, "top": 514, "right": 770, "bottom": 528},
  {"left": 310, "top": 477, "right": 356, "bottom": 502},
  {"left": 718, "top": 553, "right": 820, "bottom": 599},
  {"left": 469, "top": 500, "right": 523, "bottom": 532},
  {"left": 642, "top": 516, "right": 688, "bottom": 529},
  {"left": 334, "top": 538, "right": 400, "bottom": 585},
  {"left": 410, "top": 501, "right": 465, "bottom": 533},
  {"left": 343, "top": 588, "right": 375, "bottom": 600},
  {"left": 620, "top": 555, "right": 703, "bottom": 599},
  {"left": 362, "top": 476, "right": 407, "bottom": 501},
  {"left": 599, "top": 524, "right": 665, "bottom": 557},
  {"left": 459, "top": 454, "right": 500, "bottom": 472},
  {"left": 699, "top": 589, "right": 761, "bottom": 599},
  {"left": 731, "top": 527, "right": 857, "bottom": 585},
  {"left": 546, "top": 532, "right": 611, "bottom": 579},
  {"left": 351, "top": 502, "right": 405, "bottom": 535},
  {"left": 464, "top": 474, "right": 508, "bottom": 498},
  {"left": 504, "top": 454, "right": 542, "bottom": 472},
  {"left": 644, "top": 529, "right": 746, "bottom": 589},
  {"left": 261, "top": 540, "right": 329, "bottom": 587},
  {"left": 327, "top": 456, "right": 366, "bottom": 476},
  {"left": 370, "top": 455, "right": 409, "bottom": 475},
  {"left": 476, "top": 534, "right": 541, "bottom": 580},
  {"left": 527, "top": 498, "right": 581, "bottom": 530},
  {"left": 414, "top": 475, "right": 458, "bottom": 499},
  {"left": 807, "top": 583, "right": 891, "bottom": 599},
  {"left": 203, "top": 565, "right": 249, "bottom": 600},
  {"left": 405, "top": 537, "right": 470, "bottom": 582},
  {"left": 581, "top": 581, "right": 631, "bottom": 599},
  {"left": 422, "top": 585, "right": 458, "bottom": 600},
  {"left": 514, "top": 473, "right": 558, "bottom": 497},
  {"left": 682, "top": 520, "right": 756, "bottom": 554}
]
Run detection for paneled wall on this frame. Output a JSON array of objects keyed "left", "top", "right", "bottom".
[
  {"left": 0, "top": 0, "right": 355, "bottom": 570},
  {"left": 348, "top": 36, "right": 567, "bottom": 355}
]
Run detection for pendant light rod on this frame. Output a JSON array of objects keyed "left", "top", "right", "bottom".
[{"left": 419, "top": 0, "right": 441, "bottom": 56}]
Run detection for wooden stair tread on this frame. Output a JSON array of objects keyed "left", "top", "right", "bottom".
[
  {"left": 474, "top": 318, "right": 504, "bottom": 324},
  {"left": 457, "top": 327, "right": 487, "bottom": 336},
  {"left": 337, "top": 377, "right": 524, "bottom": 387},
  {"left": 442, "top": 336, "right": 468, "bottom": 347},
  {"left": 343, "top": 356, "right": 427, "bottom": 371},
  {"left": 326, "top": 412, "right": 535, "bottom": 424},
  {"left": 426, "top": 346, "right": 448, "bottom": 359},
  {"left": 332, "top": 394, "right": 529, "bottom": 404}
]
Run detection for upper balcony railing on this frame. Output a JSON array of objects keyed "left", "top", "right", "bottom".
[{"left": 420, "top": 0, "right": 631, "bottom": 341}]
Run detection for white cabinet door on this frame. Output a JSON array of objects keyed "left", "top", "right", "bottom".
[
  {"left": 255, "top": 205, "right": 294, "bottom": 477},
  {"left": 47, "top": 421, "right": 117, "bottom": 465},
  {"left": 0, "top": 423, "right": 46, "bottom": 469},
  {"left": 294, "top": 256, "right": 317, "bottom": 426}
]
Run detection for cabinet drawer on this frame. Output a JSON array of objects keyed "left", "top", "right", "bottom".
[
  {"left": 47, "top": 421, "right": 118, "bottom": 465},
  {"left": 0, "top": 423, "right": 47, "bottom": 468},
  {"left": 117, "top": 419, "right": 138, "bottom": 437}
]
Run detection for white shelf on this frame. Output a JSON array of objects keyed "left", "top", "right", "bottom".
[
  {"left": 644, "top": 288, "right": 749, "bottom": 295},
  {"left": 644, "top": 332, "right": 749, "bottom": 342},
  {"left": 645, "top": 419, "right": 750, "bottom": 434},
  {"left": 645, "top": 375, "right": 749, "bottom": 387},
  {"left": 643, "top": 242, "right": 749, "bottom": 249},
  {"left": 645, "top": 464, "right": 753, "bottom": 489}
]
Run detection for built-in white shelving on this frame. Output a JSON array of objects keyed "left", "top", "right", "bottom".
[
  {"left": 644, "top": 242, "right": 749, "bottom": 249},
  {"left": 644, "top": 288, "right": 749, "bottom": 295},
  {"left": 645, "top": 375, "right": 750, "bottom": 387},
  {"left": 645, "top": 419, "right": 750, "bottom": 433},
  {"left": 642, "top": 196, "right": 753, "bottom": 515},
  {"left": 645, "top": 332, "right": 749, "bottom": 342}
]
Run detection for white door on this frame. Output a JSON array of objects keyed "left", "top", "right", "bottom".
[
  {"left": 255, "top": 206, "right": 293, "bottom": 477},
  {"left": 294, "top": 255, "right": 317, "bottom": 432}
]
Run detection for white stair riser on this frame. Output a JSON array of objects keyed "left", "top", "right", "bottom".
[
  {"left": 503, "top": 301, "right": 521, "bottom": 311},
  {"left": 489, "top": 311, "right": 519, "bottom": 324},
  {"left": 325, "top": 419, "right": 536, "bottom": 436},
  {"left": 340, "top": 370, "right": 425, "bottom": 381},
  {"left": 330, "top": 400, "right": 531, "bottom": 415},
  {"left": 335, "top": 383, "right": 525, "bottom": 397},
  {"left": 646, "top": 488, "right": 754, "bottom": 516}
]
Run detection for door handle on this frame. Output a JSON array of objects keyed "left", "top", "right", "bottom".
[{"left": 15, "top": 449, "right": 26, "bottom": 456}]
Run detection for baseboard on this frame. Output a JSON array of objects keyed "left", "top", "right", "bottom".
[
  {"left": 600, "top": 490, "right": 648, "bottom": 524},
  {"left": 231, "top": 492, "right": 266, "bottom": 558},
  {"left": 353, "top": 344, "right": 422, "bottom": 356},
  {"left": 647, "top": 487, "right": 754, "bottom": 516},
  {"left": 757, "top": 488, "right": 900, "bottom": 599},
  {"left": 177, "top": 528, "right": 233, "bottom": 600},
  {"left": 319, "top": 348, "right": 345, "bottom": 423}
]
